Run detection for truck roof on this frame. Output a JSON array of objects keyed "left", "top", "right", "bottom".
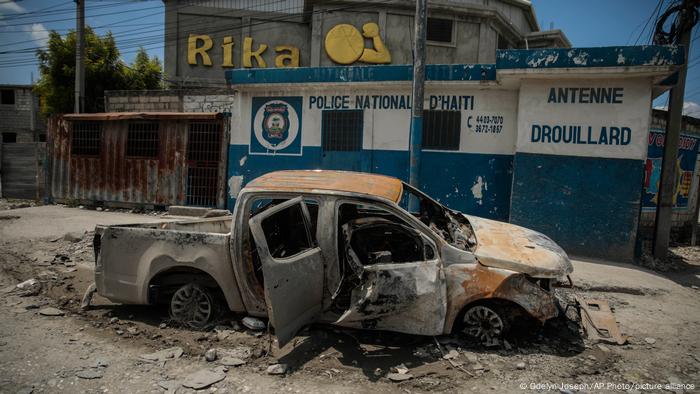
[{"left": 244, "top": 170, "right": 403, "bottom": 202}]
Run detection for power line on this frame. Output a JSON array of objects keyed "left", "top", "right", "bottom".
[
  {"left": 0, "top": 1, "right": 151, "bottom": 22},
  {"left": 0, "top": 0, "right": 391, "bottom": 68},
  {"left": 0, "top": 0, "right": 287, "bottom": 53},
  {"left": 634, "top": 0, "right": 665, "bottom": 45},
  {"left": 0, "top": 4, "right": 163, "bottom": 27},
  {"left": 0, "top": 0, "right": 378, "bottom": 61}
]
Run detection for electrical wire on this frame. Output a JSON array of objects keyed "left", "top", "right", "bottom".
[
  {"left": 1, "top": 0, "right": 386, "bottom": 58},
  {"left": 0, "top": 0, "right": 394, "bottom": 69}
]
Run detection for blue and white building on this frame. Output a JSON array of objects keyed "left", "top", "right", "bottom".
[{"left": 225, "top": 46, "right": 684, "bottom": 263}]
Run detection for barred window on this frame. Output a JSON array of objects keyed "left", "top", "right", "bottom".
[
  {"left": 422, "top": 110, "right": 460, "bottom": 150},
  {"left": 427, "top": 18, "right": 453, "bottom": 43},
  {"left": 322, "top": 110, "right": 363, "bottom": 152},
  {"left": 126, "top": 122, "right": 159, "bottom": 158},
  {"left": 71, "top": 121, "right": 101, "bottom": 156}
]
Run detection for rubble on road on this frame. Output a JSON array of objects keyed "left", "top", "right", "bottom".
[
  {"left": 157, "top": 380, "right": 181, "bottom": 393},
  {"left": 76, "top": 368, "right": 104, "bottom": 379},
  {"left": 15, "top": 278, "right": 41, "bottom": 297},
  {"left": 266, "top": 363, "right": 288, "bottom": 375},
  {"left": 219, "top": 357, "right": 246, "bottom": 367},
  {"left": 387, "top": 372, "right": 413, "bottom": 381},
  {"left": 205, "top": 348, "right": 217, "bottom": 362},
  {"left": 38, "top": 307, "right": 64, "bottom": 316},
  {"left": 182, "top": 369, "right": 226, "bottom": 389},
  {"left": 139, "top": 347, "right": 184, "bottom": 363}
]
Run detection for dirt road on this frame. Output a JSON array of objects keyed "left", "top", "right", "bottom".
[{"left": 1, "top": 204, "right": 699, "bottom": 393}]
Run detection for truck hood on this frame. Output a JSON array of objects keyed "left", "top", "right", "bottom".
[{"left": 464, "top": 215, "right": 573, "bottom": 278}]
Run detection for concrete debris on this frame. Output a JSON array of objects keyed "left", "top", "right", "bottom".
[
  {"left": 157, "top": 380, "right": 181, "bottom": 393},
  {"left": 218, "top": 357, "right": 246, "bottom": 367},
  {"left": 392, "top": 363, "right": 409, "bottom": 374},
  {"left": 181, "top": 369, "right": 226, "bottom": 389},
  {"left": 214, "top": 325, "right": 237, "bottom": 341},
  {"left": 15, "top": 278, "right": 41, "bottom": 296},
  {"left": 266, "top": 363, "right": 288, "bottom": 375},
  {"left": 205, "top": 349, "right": 218, "bottom": 362},
  {"left": 76, "top": 368, "right": 104, "bottom": 379},
  {"left": 387, "top": 372, "right": 413, "bottom": 381},
  {"left": 38, "top": 307, "right": 64, "bottom": 316},
  {"left": 242, "top": 316, "right": 266, "bottom": 331},
  {"left": 93, "top": 358, "right": 110, "bottom": 368},
  {"left": 63, "top": 232, "right": 83, "bottom": 243},
  {"left": 442, "top": 349, "right": 459, "bottom": 360},
  {"left": 139, "top": 347, "right": 184, "bottom": 363}
]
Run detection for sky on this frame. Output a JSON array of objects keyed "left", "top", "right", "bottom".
[{"left": 0, "top": 0, "right": 697, "bottom": 115}]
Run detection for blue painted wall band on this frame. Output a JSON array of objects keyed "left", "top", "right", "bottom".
[{"left": 226, "top": 46, "right": 683, "bottom": 85}]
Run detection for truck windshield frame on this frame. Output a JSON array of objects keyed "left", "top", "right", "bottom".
[{"left": 399, "top": 182, "right": 477, "bottom": 251}]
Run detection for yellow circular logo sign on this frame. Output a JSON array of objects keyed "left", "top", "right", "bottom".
[{"left": 324, "top": 24, "right": 365, "bottom": 64}]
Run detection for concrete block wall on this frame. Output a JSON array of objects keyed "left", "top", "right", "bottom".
[
  {"left": 0, "top": 86, "right": 44, "bottom": 143},
  {"left": 105, "top": 90, "right": 183, "bottom": 112},
  {"left": 105, "top": 89, "right": 234, "bottom": 114},
  {"left": 183, "top": 95, "right": 235, "bottom": 113}
]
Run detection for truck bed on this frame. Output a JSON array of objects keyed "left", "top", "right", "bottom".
[{"left": 93, "top": 215, "right": 244, "bottom": 311}]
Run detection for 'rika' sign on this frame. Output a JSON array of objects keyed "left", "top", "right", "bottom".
[{"left": 187, "top": 22, "right": 391, "bottom": 68}]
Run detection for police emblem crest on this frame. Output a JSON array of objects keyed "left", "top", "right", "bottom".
[
  {"left": 262, "top": 103, "right": 290, "bottom": 146},
  {"left": 250, "top": 96, "right": 303, "bottom": 155}
]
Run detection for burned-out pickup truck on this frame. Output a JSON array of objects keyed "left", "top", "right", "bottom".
[{"left": 89, "top": 170, "right": 572, "bottom": 346}]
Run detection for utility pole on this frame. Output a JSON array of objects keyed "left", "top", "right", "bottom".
[
  {"left": 653, "top": 0, "right": 696, "bottom": 258},
  {"left": 74, "top": 0, "right": 85, "bottom": 113},
  {"left": 409, "top": 0, "right": 427, "bottom": 204}
]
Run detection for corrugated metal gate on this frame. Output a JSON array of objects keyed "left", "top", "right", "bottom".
[
  {"left": 186, "top": 121, "right": 223, "bottom": 207},
  {"left": 47, "top": 113, "right": 228, "bottom": 208},
  {"left": 0, "top": 142, "right": 45, "bottom": 199}
]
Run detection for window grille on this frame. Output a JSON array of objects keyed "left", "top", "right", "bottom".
[
  {"left": 71, "top": 121, "right": 101, "bottom": 156},
  {"left": 186, "top": 121, "right": 222, "bottom": 207},
  {"left": 321, "top": 110, "right": 363, "bottom": 152},
  {"left": 126, "top": 122, "right": 159, "bottom": 158},
  {"left": 422, "top": 110, "right": 461, "bottom": 150}
]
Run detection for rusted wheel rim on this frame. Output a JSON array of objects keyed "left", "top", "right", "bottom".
[
  {"left": 462, "top": 305, "right": 504, "bottom": 341},
  {"left": 170, "top": 284, "right": 212, "bottom": 328}
]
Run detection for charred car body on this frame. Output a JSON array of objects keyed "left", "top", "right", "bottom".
[{"left": 91, "top": 170, "right": 572, "bottom": 346}]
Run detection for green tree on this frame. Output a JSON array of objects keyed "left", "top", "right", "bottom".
[
  {"left": 127, "top": 48, "right": 163, "bottom": 90},
  {"left": 35, "top": 27, "right": 162, "bottom": 115}
]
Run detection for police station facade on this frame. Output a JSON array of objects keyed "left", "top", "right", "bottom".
[{"left": 104, "top": 1, "right": 690, "bottom": 263}]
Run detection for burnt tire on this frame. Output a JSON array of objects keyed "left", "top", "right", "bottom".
[
  {"left": 459, "top": 303, "right": 510, "bottom": 342},
  {"left": 169, "top": 283, "right": 219, "bottom": 329}
]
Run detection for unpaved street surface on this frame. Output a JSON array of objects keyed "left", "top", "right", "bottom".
[{"left": 1, "top": 204, "right": 699, "bottom": 393}]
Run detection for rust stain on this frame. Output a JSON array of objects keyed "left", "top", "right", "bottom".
[
  {"left": 47, "top": 115, "right": 227, "bottom": 208},
  {"left": 245, "top": 170, "right": 404, "bottom": 203},
  {"left": 443, "top": 262, "right": 560, "bottom": 333}
]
